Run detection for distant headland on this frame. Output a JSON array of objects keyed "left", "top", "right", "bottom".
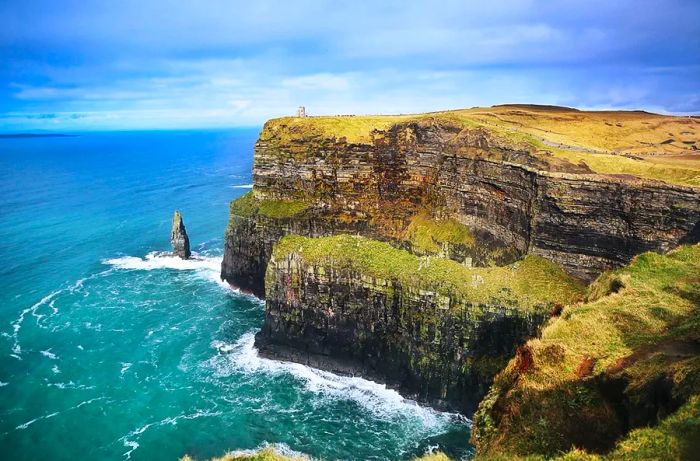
[{"left": 0, "top": 133, "right": 78, "bottom": 139}]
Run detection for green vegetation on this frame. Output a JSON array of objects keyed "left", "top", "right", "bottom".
[
  {"left": 272, "top": 234, "right": 584, "bottom": 311},
  {"left": 474, "top": 396, "right": 700, "bottom": 461},
  {"left": 472, "top": 244, "right": 700, "bottom": 460},
  {"left": 261, "top": 115, "right": 415, "bottom": 144},
  {"left": 403, "top": 212, "right": 475, "bottom": 254},
  {"left": 230, "top": 191, "right": 310, "bottom": 219}
]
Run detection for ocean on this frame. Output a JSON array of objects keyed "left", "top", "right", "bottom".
[{"left": 0, "top": 130, "right": 472, "bottom": 460}]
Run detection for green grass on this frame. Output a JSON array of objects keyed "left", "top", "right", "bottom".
[
  {"left": 472, "top": 244, "right": 700, "bottom": 459},
  {"left": 597, "top": 395, "right": 700, "bottom": 460},
  {"left": 403, "top": 212, "right": 475, "bottom": 254},
  {"left": 272, "top": 234, "right": 584, "bottom": 311},
  {"left": 260, "top": 115, "right": 415, "bottom": 144},
  {"left": 476, "top": 396, "right": 700, "bottom": 461},
  {"left": 229, "top": 191, "right": 310, "bottom": 219}
]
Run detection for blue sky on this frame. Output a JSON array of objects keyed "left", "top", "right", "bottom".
[{"left": 1, "top": 0, "right": 699, "bottom": 131}]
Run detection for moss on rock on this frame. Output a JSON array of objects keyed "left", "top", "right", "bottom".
[
  {"left": 403, "top": 212, "right": 475, "bottom": 256},
  {"left": 229, "top": 191, "right": 311, "bottom": 220},
  {"left": 272, "top": 234, "right": 584, "bottom": 312}
]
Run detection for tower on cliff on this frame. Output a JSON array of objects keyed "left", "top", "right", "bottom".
[{"left": 296, "top": 106, "right": 306, "bottom": 117}]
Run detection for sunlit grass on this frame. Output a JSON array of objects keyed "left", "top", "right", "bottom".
[
  {"left": 261, "top": 105, "right": 700, "bottom": 187},
  {"left": 271, "top": 234, "right": 584, "bottom": 311}
]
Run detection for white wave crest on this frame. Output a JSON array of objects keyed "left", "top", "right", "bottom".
[
  {"left": 103, "top": 252, "right": 265, "bottom": 303},
  {"left": 40, "top": 349, "right": 59, "bottom": 360},
  {"left": 209, "top": 332, "right": 466, "bottom": 428},
  {"left": 104, "top": 251, "right": 221, "bottom": 272},
  {"left": 103, "top": 251, "right": 232, "bottom": 288},
  {"left": 230, "top": 184, "right": 254, "bottom": 189}
]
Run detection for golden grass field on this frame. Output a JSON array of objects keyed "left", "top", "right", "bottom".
[{"left": 263, "top": 105, "right": 700, "bottom": 187}]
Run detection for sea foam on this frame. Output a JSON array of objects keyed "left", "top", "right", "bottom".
[
  {"left": 103, "top": 251, "right": 231, "bottom": 289},
  {"left": 210, "top": 332, "right": 468, "bottom": 428}
]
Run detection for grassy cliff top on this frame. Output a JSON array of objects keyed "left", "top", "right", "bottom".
[
  {"left": 471, "top": 243, "right": 700, "bottom": 459},
  {"left": 271, "top": 234, "right": 584, "bottom": 311},
  {"left": 261, "top": 105, "right": 700, "bottom": 187}
]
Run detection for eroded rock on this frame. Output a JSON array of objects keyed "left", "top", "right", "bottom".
[{"left": 171, "top": 210, "right": 191, "bottom": 259}]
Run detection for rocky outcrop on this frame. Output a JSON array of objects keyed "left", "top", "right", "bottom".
[{"left": 171, "top": 210, "right": 191, "bottom": 259}]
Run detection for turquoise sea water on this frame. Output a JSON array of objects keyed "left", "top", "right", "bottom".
[{"left": 0, "top": 130, "right": 472, "bottom": 461}]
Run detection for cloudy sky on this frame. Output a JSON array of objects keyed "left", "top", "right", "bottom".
[{"left": 1, "top": 0, "right": 699, "bottom": 131}]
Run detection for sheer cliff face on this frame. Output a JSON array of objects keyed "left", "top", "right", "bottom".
[
  {"left": 221, "top": 107, "right": 700, "bottom": 413},
  {"left": 222, "top": 116, "right": 700, "bottom": 295},
  {"left": 259, "top": 245, "right": 552, "bottom": 414}
]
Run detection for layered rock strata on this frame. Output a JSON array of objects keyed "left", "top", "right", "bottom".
[
  {"left": 221, "top": 106, "right": 700, "bottom": 413},
  {"left": 171, "top": 210, "right": 191, "bottom": 259},
  {"left": 223, "top": 113, "right": 700, "bottom": 296},
  {"left": 256, "top": 234, "right": 584, "bottom": 413}
]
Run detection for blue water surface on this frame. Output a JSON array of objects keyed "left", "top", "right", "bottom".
[{"left": 0, "top": 130, "right": 471, "bottom": 461}]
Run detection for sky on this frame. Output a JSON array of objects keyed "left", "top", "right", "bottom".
[{"left": 1, "top": 0, "right": 699, "bottom": 131}]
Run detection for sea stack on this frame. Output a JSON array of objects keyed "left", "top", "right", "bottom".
[{"left": 170, "top": 211, "right": 191, "bottom": 259}]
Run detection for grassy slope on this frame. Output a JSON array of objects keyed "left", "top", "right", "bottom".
[
  {"left": 403, "top": 212, "right": 475, "bottom": 255},
  {"left": 261, "top": 105, "right": 700, "bottom": 187},
  {"left": 471, "top": 244, "right": 700, "bottom": 460},
  {"left": 230, "top": 191, "right": 310, "bottom": 220},
  {"left": 271, "top": 234, "right": 584, "bottom": 311}
]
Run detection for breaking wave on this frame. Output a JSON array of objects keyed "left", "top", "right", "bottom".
[
  {"left": 103, "top": 251, "right": 229, "bottom": 289},
  {"left": 209, "top": 332, "right": 468, "bottom": 428}
]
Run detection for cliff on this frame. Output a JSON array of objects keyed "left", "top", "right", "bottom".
[
  {"left": 257, "top": 234, "right": 583, "bottom": 413},
  {"left": 222, "top": 106, "right": 700, "bottom": 298},
  {"left": 471, "top": 243, "right": 700, "bottom": 460},
  {"left": 221, "top": 104, "right": 700, "bottom": 418},
  {"left": 217, "top": 106, "right": 700, "bottom": 459}
]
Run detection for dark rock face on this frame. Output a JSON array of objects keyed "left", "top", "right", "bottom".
[
  {"left": 221, "top": 213, "right": 376, "bottom": 298},
  {"left": 171, "top": 211, "right": 191, "bottom": 259},
  {"left": 257, "top": 251, "right": 549, "bottom": 414}
]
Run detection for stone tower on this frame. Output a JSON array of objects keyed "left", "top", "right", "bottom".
[{"left": 296, "top": 106, "right": 306, "bottom": 117}]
